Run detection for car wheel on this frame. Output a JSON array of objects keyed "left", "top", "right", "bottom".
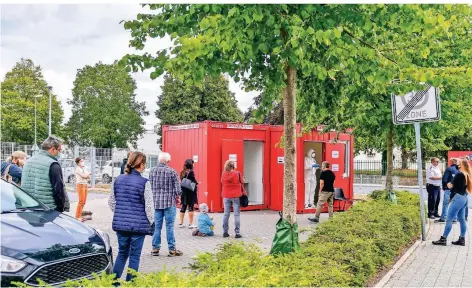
[
  {"left": 103, "top": 174, "right": 111, "bottom": 184},
  {"left": 68, "top": 175, "right": 75, "bottom": 184}
]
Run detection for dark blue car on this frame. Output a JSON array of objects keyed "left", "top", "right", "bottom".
[{"left": 0, "top": 180, "right": 113, "bottom": 287}]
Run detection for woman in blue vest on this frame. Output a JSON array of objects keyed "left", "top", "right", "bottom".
[{"left": 108, "top": 151, "right": 154, "bottom": 282}]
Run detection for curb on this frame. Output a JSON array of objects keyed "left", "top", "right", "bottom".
[{"left": 374, "top": 221, "right": 432, "bottom": 288}]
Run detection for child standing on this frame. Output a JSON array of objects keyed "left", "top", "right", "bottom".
[{"left": 195, "top": 203, "right": 214, "bottom": 236}]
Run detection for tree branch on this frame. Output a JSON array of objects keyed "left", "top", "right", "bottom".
[{"left": 343, "top": 27, "right": 398, "bottom": 65}]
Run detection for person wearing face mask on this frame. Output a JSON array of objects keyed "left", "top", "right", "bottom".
[
  {"left": 74, "top": 157, "right": 91, "bottom": 221},
  {"left": 1, "top": 151, "right": 27, "bottom": 185},
  {"left": 21, "top": 136, "right": 70, "bottom": 212},
  {"left": 304, "top": 149, "right": 320, "bottom": 208}
]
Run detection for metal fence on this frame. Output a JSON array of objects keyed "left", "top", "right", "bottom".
[
  {"left": 1, "top": 142, "right": 159, "bottom": 189},
  {"left": 354, "top": 160, "right": 447, "bottom": 186}
]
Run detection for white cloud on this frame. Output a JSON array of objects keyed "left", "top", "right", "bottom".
[{"left": 1, "top": 4, "right": 259, "bottom": 129}]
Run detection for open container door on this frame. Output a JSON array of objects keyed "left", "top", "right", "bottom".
[{"left": 324, "top": 142, "right": 349, "bottom": 211}]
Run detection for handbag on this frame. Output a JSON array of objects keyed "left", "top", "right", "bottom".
[
  {"left": 1, "top": 164, "right": 12, "bottom": 183},
  {"left": 181, "top": 173, "right": 196, "bottom": 191},
  {"left": 238, "top": 172, "right": 249, "bottom": 208}
]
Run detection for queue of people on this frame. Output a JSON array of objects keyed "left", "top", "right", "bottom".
[{"left": 3, "top": 136, "right": 470, "bottom": 281}]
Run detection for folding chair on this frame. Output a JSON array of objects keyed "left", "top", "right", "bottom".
[{"left": 334, "top": 188, "right": 349, "bottom": 211}]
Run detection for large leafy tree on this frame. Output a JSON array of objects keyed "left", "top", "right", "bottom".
[
  {"left": 156, "top": 74, "right": 243, "bottom": 143},
  {"left": 1, "top": 58, "right": 64, "bottom": 144},
  {"left": 65, "top": 62, "right": 148, "bottom": 148},
  {"left": 121, "top": 4, "right": 472, "bottom": 249}
]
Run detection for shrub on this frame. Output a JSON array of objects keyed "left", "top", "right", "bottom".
[{"left": 60, "top": 190, "right": 421, "bottom": 287}]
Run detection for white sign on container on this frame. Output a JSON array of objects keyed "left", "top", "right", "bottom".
[
  {"left": 277, "top": 157, "right": 284, "bottom": 164},
  {"left": 229, "top": 154, "right": 237, "bottom": 162},
  {"left": 332, "top": 151, "right": 339, "bottom": 158},
  {"left": 193, "top": 155, "right": 198, "bottom": 163},
  {"left": 332, "top": 164, "right": 339, "bottom": 172}
]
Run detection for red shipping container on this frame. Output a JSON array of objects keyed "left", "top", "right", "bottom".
[
  {"left": 269, "top": 124, "right": 354, "bottom": 214},
  {"left": 162, "top": 121, "right": 271, "bottom": 212},
  {"left": 448, "top": 151, "right": 472, "bottom": 165},
  {"left": 162, "top": 121, "right": 354, "bottom": 214}
]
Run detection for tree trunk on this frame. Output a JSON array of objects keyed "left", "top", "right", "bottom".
[
  {"left": 283, "top": 66, "right": 297, "bottom": 224},
  {"left": 385, "top": 122, "right": 394, "bottom": 192},
  {"left": 401, "top": 146, "right": 408, "bottom": 169}
]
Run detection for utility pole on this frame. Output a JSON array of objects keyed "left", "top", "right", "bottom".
[
  {"left": 48, "top": 86, "right": 53, "bottom": 136},
  {"left": 32, "top": 94, "right": 42, "bottom": 155}
]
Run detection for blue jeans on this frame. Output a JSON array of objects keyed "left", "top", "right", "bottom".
[
  {"left": 443, "top": 194, "right": 468, "bottom": 238},
  {"left": 152, "top": 207, "right": 176, "bottom": 251},
  {"left": 440, "top": 190, "right": 457, "bottom": 221},
  {"left": 223, "top": 198, "right": 241, "bottom": 234},
  {"left": 112, "top": 231, "right": 145, "bottom": 281}
]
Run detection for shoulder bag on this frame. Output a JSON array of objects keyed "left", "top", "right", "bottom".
[
  {"left": 238, "top": 172, "right": 249, "bottom": 208},
  {"left": 181, "top": 172, "right": 196, "bottom": 191},
  {"left": 1, "top": 164, "right": 13, "bottom": 183}
]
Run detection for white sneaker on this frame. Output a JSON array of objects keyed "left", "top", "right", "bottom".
[
  {"left": 188, "top": 224, "right": 197, "bottom": 229},
  {"left": 178, "top": 224, "right": 185, "bottom": 228}
]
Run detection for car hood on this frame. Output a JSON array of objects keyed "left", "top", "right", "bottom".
[{"left": 1, "top": 210, "right": 106, "bottom": 262}]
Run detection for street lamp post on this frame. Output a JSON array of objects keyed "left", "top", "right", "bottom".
[
  {"left": 48, "top": 86, "right": 53, "bottom": 136},
  {"left": 32, "top": 94, "right": 42, "bottom": 155}
]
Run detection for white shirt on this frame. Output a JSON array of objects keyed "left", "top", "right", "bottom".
[{"left": 426, "top": 165, "right": 442, "bottom": 186}]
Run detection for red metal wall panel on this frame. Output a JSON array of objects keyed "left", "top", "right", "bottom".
[{"left": 162, "top": 123, "right": 207, "bottom": 209}]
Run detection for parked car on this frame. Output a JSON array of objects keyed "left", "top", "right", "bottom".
[
  {"left": 60, "top": 159, "right": 102, "bottom": 184},
  {"left": 101, "top": 160, "right": 123, "bottom": 183},
  {"left": 0, "top": 179, "right": 113, "bottom": 287}
]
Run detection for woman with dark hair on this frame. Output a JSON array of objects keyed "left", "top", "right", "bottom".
[
  {"left": 108, "top": 152, "right": 154, "bottom": 282},
  {"left": 178, "top": 159, "right": 198, "bottom": 229}
]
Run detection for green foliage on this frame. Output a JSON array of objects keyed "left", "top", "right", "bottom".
[
  {"left": 156, "top": 74, "right": 243, "bottom": 143},
  {"left": 1, "top": 58, "right": 64, "bottom": 144},
  {"left": 66, "top": 191, "right": 420, "bottom": 287},
  {"left": 64, "top": 62, "right": 148, "bottom": 148}
]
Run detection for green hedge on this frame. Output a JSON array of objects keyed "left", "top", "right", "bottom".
[{"left": 61, "top": 190, "right": 420, "bottom": 287}]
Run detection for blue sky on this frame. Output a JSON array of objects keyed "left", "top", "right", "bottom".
[{"left": 0, "top": 4, "right": 257, "bottom": 130}]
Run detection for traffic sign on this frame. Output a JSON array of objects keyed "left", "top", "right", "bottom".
[{"left": 391, "top": 84, "right": 441, "bottom": 125}]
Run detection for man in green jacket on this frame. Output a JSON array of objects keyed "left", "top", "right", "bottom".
[{"left": 21, "top": 136, "right": 69, "bottom": 212}]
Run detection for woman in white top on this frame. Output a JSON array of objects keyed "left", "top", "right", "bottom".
[{"left": 75, "top": 157, "right": 91, "bottom": 221}]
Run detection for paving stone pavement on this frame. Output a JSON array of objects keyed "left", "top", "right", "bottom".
[
  {"left": 384, "top": 210, "right": 472, "bottom": 288},
  {"left": 66, "top": 192, "right": 328, "bottom": 273}
]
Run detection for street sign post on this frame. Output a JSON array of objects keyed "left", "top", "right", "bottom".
[{"left": 392, "top": 84, "right": 441, "bottom": 241}]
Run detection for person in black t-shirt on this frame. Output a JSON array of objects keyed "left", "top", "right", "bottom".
[{"left": 309, "top": 161, "right": 336, "bottom": 223}]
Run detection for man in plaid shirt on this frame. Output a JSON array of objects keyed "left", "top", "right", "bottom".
[{"left": 150, "top": 152, "right": 183, "bottom": 257}]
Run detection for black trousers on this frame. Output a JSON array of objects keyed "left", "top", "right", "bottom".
[{"left": 427, "top": 184, "right": 440, "bottom": 217}]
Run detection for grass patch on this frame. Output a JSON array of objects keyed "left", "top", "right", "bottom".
[{"left": 62, "top": 190, "right": 420, "bottom": 287}]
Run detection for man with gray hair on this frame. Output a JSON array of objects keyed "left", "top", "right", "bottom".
[
  {"left": 426, "top": 157, "right": 443, "bottom": 219},
  {"left": 21, "top": 136, "right": 69, "bottom": 212},
  {"left": 149, "top": 152, "right": 183, "bottom": 257}
]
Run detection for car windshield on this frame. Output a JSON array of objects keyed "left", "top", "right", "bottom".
[{"left": 1, "top": 180, "right": 44, "bottom": 213}]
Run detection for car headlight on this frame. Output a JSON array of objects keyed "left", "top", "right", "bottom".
[
  {"left": 95, "top": 229, "right": 111, "bottom": 253},
  {"left": 1, "top": 256, "right": 26, "bottom": 273}
]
